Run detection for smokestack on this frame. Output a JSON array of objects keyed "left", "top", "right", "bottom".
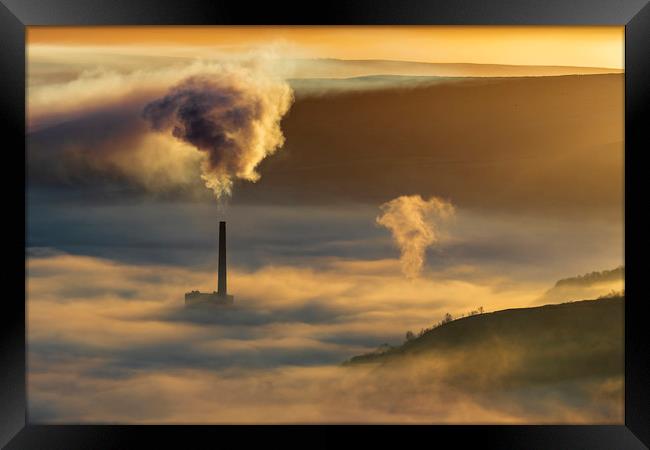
[{"left": 217, "top": 221, "right": 227, "bottom": 295}]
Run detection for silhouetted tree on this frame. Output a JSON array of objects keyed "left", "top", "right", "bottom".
[{"left": 405, "top": 331, "right": 415, "bottom": 341}]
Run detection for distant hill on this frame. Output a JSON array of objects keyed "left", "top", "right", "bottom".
[
  {"left": 537, "top": 267, "right": 624, "bottom": 304},
  {"left": 237, "top": 73, "right": 623, "bottom": 214},
  {"left": 288, "top": 58, "right": 622, "bottom": 80},
  {"left": 345, "top": 297, "right": 623, "bottom": 387}
]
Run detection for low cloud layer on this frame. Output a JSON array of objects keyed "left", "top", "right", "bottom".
[
  {"left": 27, "top": 253, "right": 622, "bottom": 423},
  {"left": 30, "top": 355, "right": 622, "bottom": 424},
  {"left": 377, "top": 195, "right": 455, "bottom": 278},
  {"left": 143, "top": 70, "right": 293, "bottom": 199}
]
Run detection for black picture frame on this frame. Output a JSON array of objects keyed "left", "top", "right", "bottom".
[{"left": 2, "top": 0, "right": 648, "bottom": 448}]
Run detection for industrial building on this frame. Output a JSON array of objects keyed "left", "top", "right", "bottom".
[{"left": 185, "top": 221, "right": 235, "bottom": 307}]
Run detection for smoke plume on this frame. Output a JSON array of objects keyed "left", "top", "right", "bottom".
[
  {"left": 143, "top": 68, "right": 293, "bottom": 199},
  {"left": 377, "top": 195, "right": 455, "bottom": 278}
]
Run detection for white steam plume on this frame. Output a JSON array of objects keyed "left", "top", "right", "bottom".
[{"left": 377, "top": 195, "right": 455, "bottom": 278}]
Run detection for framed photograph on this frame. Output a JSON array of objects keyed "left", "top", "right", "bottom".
[{"left": 2, "top": 0, "right": 649, "bottom": 448}]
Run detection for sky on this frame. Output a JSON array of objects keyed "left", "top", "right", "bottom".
[
  {"left": 28, "top": 26, "right": 624, "bottom": 69},
  {"left": 26, "top": 26, "right": 624, "bottom": 423}
]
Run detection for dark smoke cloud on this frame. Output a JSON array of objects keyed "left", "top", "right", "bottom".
[{"left": 142, "top": 71, "right": 293, "bottom": 199}]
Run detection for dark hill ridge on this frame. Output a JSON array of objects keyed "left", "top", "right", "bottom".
[
  {"left": 239, "top": 73, "right": 623, "bottom": 214},
  {"left": 345, "top": 297, "right": 623, "bottom": 385},
  {"left": 554, "top": 266, "right": 624, "bottom": 288}
]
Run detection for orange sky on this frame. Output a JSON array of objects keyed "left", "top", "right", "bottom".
[{"left": 27, "top": 26, "right": 624, "bottom": 69}]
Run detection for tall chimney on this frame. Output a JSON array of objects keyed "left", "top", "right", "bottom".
[{"left": 217, "top": 221, "right": 227, "bottom": 295}]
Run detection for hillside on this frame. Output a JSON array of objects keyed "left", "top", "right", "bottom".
[
  {"left": 538, "top": 267, "right": 624, "bottom": 304},
  {"left": 345, "top": 297, "right": 623, "bottom": 387},
  {"left": 29, "top": 74, "right": 623, "bottom": 218},
  {"left": 236, "top": 73, "right": 623, "bottom": 214}
]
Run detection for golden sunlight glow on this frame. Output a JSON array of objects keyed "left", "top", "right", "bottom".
[{"left": 27, "top": 26, "right": 624, "bottom": 69}]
